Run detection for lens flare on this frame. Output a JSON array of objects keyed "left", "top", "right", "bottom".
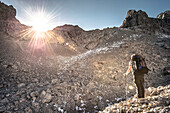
[
  {"left": 14, "top": 9, "right": 60, "bottom": 54},
  {"left": 30, "top": 12, "right": 51, "bottom": 32},
  {"left": 14, "top": 6, "right": 78, "bottom": 55},
  {"left": 23, "top": 5, "right": 59, "bottom": 32}
]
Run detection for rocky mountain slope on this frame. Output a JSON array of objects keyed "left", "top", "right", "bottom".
[
  {"left": 100, "top": 85, "right": 170, "bottom": 113},
  {"left": 0, "top": 2, "right": 170, "bottom": 113},
  {"left": 49, "top": 10, "right": 170, "bottom": 51}
]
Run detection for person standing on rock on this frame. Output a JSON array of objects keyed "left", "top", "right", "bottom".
[{"left": 124, "top": 54, "right": 149, "bottom": 98}]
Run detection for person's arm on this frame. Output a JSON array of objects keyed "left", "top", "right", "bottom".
[
  {"left": 124, "top": 61, "right": 132, "bottom": 76},
  {"left": 124, "top": 66, "right": 132, "bottom": 76}
]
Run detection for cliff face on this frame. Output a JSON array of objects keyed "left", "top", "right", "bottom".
[
  {"left": 0, "top": 2, "right": 28, "bottom": 35},
  {"left": 0, "top": 2, "right": 16, "bottom": 20},
  {"left": 120, "top": 10, "right": 170, "bottom": 35},
  {"left": 120, "top": 10, "right": 149, "bottom": 27}
]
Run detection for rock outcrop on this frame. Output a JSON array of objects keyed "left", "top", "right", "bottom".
[
  {"left": 0, "top": 2, "right": 16, "bottom": 20},
  {"left": 0, "top": 2, "right": 29, "bottom": 35},
  {"left": 157, "top": 10, "right": 170, "bottom": 24},
  {"left": 121, "top": 10, "right": 170, "bottom": 35},
  {"left": 157, "top": 10, "right": 170, "bottom": 19},
  {"left": 121, "top": 10, "right": 149, "bottom": 27}
]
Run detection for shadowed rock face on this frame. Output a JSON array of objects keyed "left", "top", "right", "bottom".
[
  {"left": 157, "top": 10, "right": 170, "bottom": 24},
  {"left": 0, "top": 2, "right": 29, "bottom": 35},
  {"left": 0, "top": 2, "right": 16, "bottom": 20},
  {"left": 0, "top": 2, "right": 18, "bottom": 32},
  {"left": 121, "top": 10, "right": 149, "bottom": 27},
  {"left": 121, "top": 10, "right": 170, "bottom": 35}
]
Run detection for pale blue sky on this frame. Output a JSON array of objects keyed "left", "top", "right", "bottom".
[{"left": 1, "top": 0, "right": 170, "bottom": 30}]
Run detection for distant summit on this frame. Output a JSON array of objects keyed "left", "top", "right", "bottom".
[
  {"left": 53, "top": 24, "right": 84, "bottom": 31},
  {"left": 121, "top": 10, "right": 170, "bottom": 35},
  {"left": 120, "top": 10, "right": 148, "bottom": 28}
]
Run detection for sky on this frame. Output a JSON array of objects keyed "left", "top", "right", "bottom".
[{"left": 1, "top": 0, "right": 170, "bottom": 30}]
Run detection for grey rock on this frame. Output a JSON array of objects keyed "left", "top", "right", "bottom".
[
  {"left": 0, "top": 98, "right": 9, "bottom": 103},
  {"left": 0, "top": 106, "right": 6, "bottom": 112},
  {"left": 17, "top": 83, "right": 25, "bottom": 88},
  {"left": 162, "top": 67, "right": 170, "bottom": 76},
  {"left": 32, "top": 102, "right": 39, "bottom": 108},
  {"left": 30, "top": 91, "right": 38, "bottom": 98},
  {"left": 51, "top": 79, "right": 59, "bottom": 84},
  {"left": 40, "top": 90, "right": 52, "bottom": 103},
  {"left": 25, "top": 107, "right": 32, "bottom": 113},
  {"left": 12, "top": 65, "right": 17, "bottom": 69}
]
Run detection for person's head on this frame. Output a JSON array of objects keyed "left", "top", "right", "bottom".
[{"left": 131, "top": 54, "right": 136, "bottom": 60}]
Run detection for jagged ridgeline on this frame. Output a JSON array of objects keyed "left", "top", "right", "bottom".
[{"left": 0, "top": 1, "right": 169, "bottom": 113}]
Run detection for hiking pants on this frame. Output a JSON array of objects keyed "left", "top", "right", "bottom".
[{"left": 134, "top": 74, "right": 144, "bottom": 98}]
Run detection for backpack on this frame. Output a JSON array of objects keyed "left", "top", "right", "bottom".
[{"left": 132, "top": 55, "right": 149, "bottom": 75}]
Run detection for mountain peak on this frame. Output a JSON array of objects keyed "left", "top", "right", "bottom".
[
  {"left": 120, "top": 10, "right": 170, "bottom": 35},
  {"left": 120, "top": 10, "right": 148, "bottom": 28}
]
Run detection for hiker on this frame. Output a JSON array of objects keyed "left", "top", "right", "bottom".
[{"left": 124, "top": 54, "right": 149, "bottom": 98}]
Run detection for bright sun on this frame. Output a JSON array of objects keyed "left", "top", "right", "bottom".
[
  {"left": 22, "top": 7, "right": 60, "bottom": 33},
  {"left": 31, "top": 12, "right": 50, "bottom": 32},
  {"left": 18, "top": 7, "right": 69, "bottom": 53}
]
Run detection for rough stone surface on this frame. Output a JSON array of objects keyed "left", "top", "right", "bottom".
[
  {"left": 157, "top": 10, "right": 170, "bottom": 23},
  {"left": 100, "top": 85, "right": 170, "bottom": 113}
]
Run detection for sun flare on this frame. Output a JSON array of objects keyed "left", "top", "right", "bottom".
[
  {"left": 16, "top": 7, "right": 74, "bottom": 54},
  {"left": 31, "top": 12, "right": 51, "bottom": 32}
]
